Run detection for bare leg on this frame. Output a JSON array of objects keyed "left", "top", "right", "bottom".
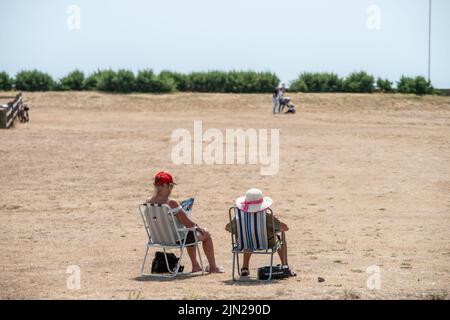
[
  {"left": 277, "top": 231, "right": 288, "bottom": 265},
  {"left": 242, "top": 252, "right": 252, "bottom": 269},
  {"left": 198, "top": 230, "right": 223, "bottom": 273},
  {"left": 186, "top": 246, "right": 202, "bottom": 272},
  {"left": 273, "top": 99, "right": 278, "bottom": 114}
]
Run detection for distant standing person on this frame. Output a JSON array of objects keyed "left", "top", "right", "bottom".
[
  {"left": 272, "top": 86, "right": 280, "bottom": 114},
  {"left": 277, "top": 84, "right": 286, "bottom": 113}
]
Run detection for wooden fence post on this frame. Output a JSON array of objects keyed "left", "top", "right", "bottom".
[{"left": 0, "top": 93, "right": 23, "bottom": 129}]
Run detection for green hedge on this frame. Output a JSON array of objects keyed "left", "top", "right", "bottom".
[
  {"left": 289, "top": 72, "right": 343, "bottom": 93},
  {"left": 0, "top": 70, "right": 437, "bottom": 95},
  {"left": 164, "top": 70, "right": 279, "bottom": 93},
  {"left": 397, "top": 76, "right": 434, "bottom": 96},
  {"left": 0, "top": 71, "right": 13, "bottom": 91},
  {"left": 343, "top": 71, "right": 375, "bottom": 93},
  {"left": 83, "top": 70, "right": 107, "bottom": 91},
  {"left": 289, "top": 72, "right": 435, "bottom": 95},
  {"left": 290, "top": 71, "right": 376, "bottom": 93},
  {"left": 15, "top": 70, "right": 55, "bottom": 91},
  {"left": 159, "top": 70, "right": 189, "bottom": 91},
  {"left": 136, "top": 69, "right": 176, "bottom": 93},
  {"left": 376, "top": 78, "right": 394, "bottom": 93},
  {"left": 59, "top": 70, "right": 85, "bottom": 91},
  {"left": 91, "top": 69, "right": 135, "bottom": 93}
]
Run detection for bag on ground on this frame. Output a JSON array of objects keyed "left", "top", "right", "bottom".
[
  {"left": 257, "top": 265, "right": 290, "bottom": 280},
  {"left": 151, "top": 251, "right": 184, "bottom": 274}
]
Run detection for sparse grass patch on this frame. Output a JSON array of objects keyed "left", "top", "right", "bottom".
[
  {"left": 350, "top": 269, "right": 364, "bottom": 273},
  {"left": 400, "top": 262, "right": 412, "bottom": 269},
  {"left": 342, "top": 289, "right": 361, "bottom": 300},
  {"left": 128, "top": 290, "right": 144, "bottom": 300},
  {"left": 182, "top": 290, "right": 204, "bottom": 300},
  {"left": 424, "top": 291, "right": 448, "bottom": 300}
]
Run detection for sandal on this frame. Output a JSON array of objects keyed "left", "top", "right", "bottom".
[
  {"left": 281, "top": 264, "right": 297, "bottom": 277},
  {"left": 205, "top": 265, "right": 225, "bottom": 274},
  {"left": 240, "top": 268, "right": 250, "bottom": 277}
]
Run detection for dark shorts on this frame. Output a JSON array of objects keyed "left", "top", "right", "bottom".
[{"left": 176, "top": 231, "right": 196, "bottom": 245}]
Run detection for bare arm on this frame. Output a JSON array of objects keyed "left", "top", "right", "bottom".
[
  {"left": 168, "top": 200, "right": 196, "bottom": 229},
  {"left": 273, "top": 214, "right": 289, "bottom": 232}
]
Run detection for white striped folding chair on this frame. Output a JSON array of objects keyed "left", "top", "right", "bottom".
[
  {"left": 228, "top": 207, "right": 281, "bottom": 281},
  {"left": 138, "top": 203, "right": 204, "bottom": 278}
]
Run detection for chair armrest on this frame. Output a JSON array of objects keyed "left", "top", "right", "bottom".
[{"left": 177, "top": 227, "right": 197, "bottom": 232}]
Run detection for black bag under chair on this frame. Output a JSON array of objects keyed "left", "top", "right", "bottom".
[
  {"left": 151, "top": 252, "right": 184, "bottom": 274},
  {"left": 257, "top": 265, "right": 291, "bottom": 280}
]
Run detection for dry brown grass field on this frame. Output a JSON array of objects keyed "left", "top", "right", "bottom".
[{"left": 1, "top": 91, "right": 449, "bottom": 300}]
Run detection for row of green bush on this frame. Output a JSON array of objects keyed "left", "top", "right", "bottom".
[
  {"left": 0, "top": 69, "right": 176, "bottom": 93},
  {"left": 0, "top": 69, "right": 435, "bottom": 95},
  {"left": 289, "top": 71, "right": 434, "bottom": 95},
  {"left": 0, "top": 69, "right": 279, "bottom": 94},
  {"left": 166, "top": 70, "right": 280, "bottom": 93}
]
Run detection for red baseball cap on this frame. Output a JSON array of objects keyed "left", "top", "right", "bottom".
[{"left": 154, "top": 171, "right": 176, "bottom": 186}]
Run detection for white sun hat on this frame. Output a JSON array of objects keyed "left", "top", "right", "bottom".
[{"left": 235, "top": 188, "right": 273, "bottom": 213}]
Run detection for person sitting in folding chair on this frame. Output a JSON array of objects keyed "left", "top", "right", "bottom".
[
  {"left": 146, "top": 171, "right": 224, "bottom": 274},
  {"left": 226, "top": 188, "right": 296, "bottom": 278}
]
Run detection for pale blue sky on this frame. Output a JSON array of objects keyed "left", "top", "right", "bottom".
[{"left": 1, "top": 0, "right": 449, "bottom": 87}]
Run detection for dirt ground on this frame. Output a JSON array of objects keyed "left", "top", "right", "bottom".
[{"left": 0, "top": 91, "right": 449, "bottom": 300}]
